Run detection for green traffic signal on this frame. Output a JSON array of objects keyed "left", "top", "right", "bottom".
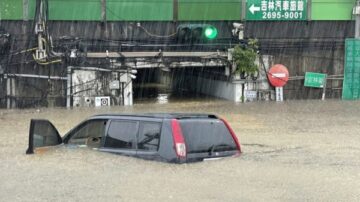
[
  {"left": 176, "top": 24, "right": 218, "bottom": 43},
  {"left": 204, "top": 26, "right": 218, "bottom": 40}
]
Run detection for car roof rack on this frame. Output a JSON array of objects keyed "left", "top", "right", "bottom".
[{"left": 91, "top": 113, "right": 218, "bottom": 119}]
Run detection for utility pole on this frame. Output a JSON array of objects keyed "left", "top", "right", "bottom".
[
  {"left": 34, "top": 0, "right": 47, "bottom": 61},
  {"left": 354, "top": 0, "right": 360, "bottom": 38}
]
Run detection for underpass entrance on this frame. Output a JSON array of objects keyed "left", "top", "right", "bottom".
[{"left": 133, "top": 66, "right": 231, "bottom": 104}]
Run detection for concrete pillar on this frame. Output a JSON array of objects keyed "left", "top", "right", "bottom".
[
  {"left": 234, "top": 82, "right": 242, "bottom": 102},
  {"left": 6, "top": 77, "right": 16, "bottom": 109},
  {"left": 356, "top": 16, "right": 360, "bottom": 38},
  {"left": 110, "top": 72, "right": 121, "bottom": 105},
  {"left": 354, "top": 1, "right": 360, "bottom": 38},
  {"left": 11, "top": 78, "right": 15, "bottom": 108},
  {"left": 6, "top": 75, "right": 11, "bottom": 109},
  {"left": 120, "top": 72, "right": 134, "bottom": 106},
  {"left": 124, "top": 78, "right": 133, "bottom": 106},
  {"left": 66, "top": 66, "right": 72, "bottom": 108}
]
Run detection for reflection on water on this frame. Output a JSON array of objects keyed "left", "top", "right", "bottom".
[
  {"left": 134, "top": 83, "right": 171, "bottom": 102},
  {"left": 156, "top": 94, "right": 169, "bottom": 104}
]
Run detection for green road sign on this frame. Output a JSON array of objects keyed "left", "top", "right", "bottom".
[
  {"left": 304, "top": 72, "right": 327, "bottom": 88},
  {"left": 246, "top": 0, "right": 307, "bottom": 21},
  {"left": 343, "top": 39, "right": 360, "bottom": 100}
]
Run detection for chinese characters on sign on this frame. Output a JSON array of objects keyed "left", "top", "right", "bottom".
[
  {"left": 304, "top": 72, "right": 327, "bottom": 88},
  {"left": 247, "top": 0, "right": 307, "bottom": 21}
]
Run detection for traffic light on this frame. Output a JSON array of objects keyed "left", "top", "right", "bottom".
[{"left": 176, "top": 24, "right": 218, "bottom": 43}]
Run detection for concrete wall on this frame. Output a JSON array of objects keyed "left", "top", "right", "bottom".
[
  {"left": 190, "top": 76, "right": 241, "bottom": 102},
  {"left": 174, "top": 55, "right": 274, "bottom": 102}
]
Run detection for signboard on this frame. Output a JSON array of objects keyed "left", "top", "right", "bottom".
[
  {"left": 343, "top": 39, "right": 360, "bottom": 100},
  {"left": 267, "top": 64, "right": 289, "bottom": 87},
  {"left": 304, "top": 72, "right": 327, "bottom": 88},
  {"left": 246, "top": 0, "right": 307, "bottom": 21},
  {"left": 110, "top": 80, "right": 120, "bottom": 90},
  {"left": 95, "top": 96, "right": 111, "bottom": 107},
  {"left": 245, "top": 90, "right": 258, "bottom": 101}
]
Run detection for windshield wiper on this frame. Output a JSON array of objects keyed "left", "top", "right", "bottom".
[{"left": 138, "top": 133, "right": 159, "bottom": 146}]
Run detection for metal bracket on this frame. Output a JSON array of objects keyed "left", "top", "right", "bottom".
[
  {"left": 35, "top": 23, "right": 44, "bottom": 34},
  {"left": 35, "top": 49, "right": 47, "bottom": 61}
]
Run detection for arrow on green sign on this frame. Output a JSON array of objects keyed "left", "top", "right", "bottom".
[{"left": 249, "top": 4, "right": 260, "bottom": 15}]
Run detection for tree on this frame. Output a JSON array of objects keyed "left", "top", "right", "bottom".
[
  {"left": 232, "top": 39, "right": 259, "bottom": 102},
  {"left": 232, "top": 39, "right": 259, "bottom": 78}
]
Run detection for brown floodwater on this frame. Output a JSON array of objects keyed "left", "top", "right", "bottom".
[{"left": 1, "top": 99, "right": 360, "bottom": 201}]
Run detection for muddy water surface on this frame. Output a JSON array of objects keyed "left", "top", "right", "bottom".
[{"left": 1, "top": 100, "right": 360, "bottom": 201}]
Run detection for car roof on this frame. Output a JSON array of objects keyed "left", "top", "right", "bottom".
[{"left": 90, "top": 113, "right": 218, "bottom": 120}]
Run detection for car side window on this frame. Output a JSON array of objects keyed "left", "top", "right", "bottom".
[
  {"left": 104, "top": 120, "right": 138, "bottom": 149},
  {"left": 137, "top": 122, "right": 161, "bottom": 151},
  {"left": 67, "top": 119, "right": 107, "bottom": 147}
]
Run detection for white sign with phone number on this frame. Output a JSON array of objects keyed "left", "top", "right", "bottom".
[{"left": 247, "top": 0, "right": 307, "bottom": 21}]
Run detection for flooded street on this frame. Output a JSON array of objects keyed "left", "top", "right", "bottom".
[{"left": 1, "top": 99, "right": 360, "bottom": 201}]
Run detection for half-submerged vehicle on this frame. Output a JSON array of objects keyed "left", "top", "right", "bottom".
[{"left": 26, "top": 113, "right": 241, "bottom": 163}]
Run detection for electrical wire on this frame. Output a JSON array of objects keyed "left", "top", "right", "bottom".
[
  {"left": 136, "top": 25, "right": 178, "bottom": 38},
  {"left": 32, "top": 53, "right": 62, "bottom": 65},
  {"left": 105, "top": 6, "right": 178, "bottom": 38},
  {"left": 9, "top": 47, "right": 38, "bottom": 55}
]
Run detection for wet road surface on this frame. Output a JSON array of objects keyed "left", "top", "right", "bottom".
[{"left": 1, "top": 100, "right": 360, "bottom": 201}]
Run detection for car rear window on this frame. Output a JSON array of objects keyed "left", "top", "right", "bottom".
[
  {"left": 137, "top": 122, "right": 161, "bottom": 151},
  {"left": 179, "top": 119, "right": 237, "bottom": 154}
]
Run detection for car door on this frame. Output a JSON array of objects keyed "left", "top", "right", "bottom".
[
  {"left": 26, "top": 119, "right": 62, "bottom": 154},
  {"left": 99, "top": 119, "right": 139, "bottom": 156}
]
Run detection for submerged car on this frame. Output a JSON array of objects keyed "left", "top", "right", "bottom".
[{"left": 26, "top": 113, "right": 241, "bottom": 163}]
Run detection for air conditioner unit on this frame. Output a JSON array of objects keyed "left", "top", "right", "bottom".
[{"left": 95, "top": 96, "right": 111, "bottom": 107}]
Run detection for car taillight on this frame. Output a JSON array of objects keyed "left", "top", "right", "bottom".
[
  {"left": 220, "top": 118, "right": 241, "bottom": 153},
  {"left": 171, "top": 119, "right": 187, "bottom": 158}
]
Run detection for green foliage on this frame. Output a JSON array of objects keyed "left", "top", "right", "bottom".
[{"left": 232, "top": 39, "right": 259, "bottom": 76}]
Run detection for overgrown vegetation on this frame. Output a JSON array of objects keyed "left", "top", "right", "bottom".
[
  {"left": 232, "top": 39, "right": 259, "bottom": 78},
  {"left": 232, "top": 39, "right": 259, "bottom": 102}
]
